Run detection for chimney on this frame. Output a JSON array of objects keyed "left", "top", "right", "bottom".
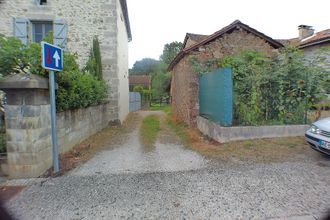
[{"left": 298, "top": 25, "right": 314, "bottom": 40}]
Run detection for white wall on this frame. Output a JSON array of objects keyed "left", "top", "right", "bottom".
[{"left": 116, "top": 0, "right": 129, "bottom": 122}]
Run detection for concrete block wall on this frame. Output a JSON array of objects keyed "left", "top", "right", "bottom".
[
  {"left": 57, "top": 104, "right": 109, "bottom": 153},
  {"left": 3, "top": 101, "right": 110, "bottom": 178},
  {"left": 197, "top": 116, "right": 309, "bottom": 143},
  {"left": 4, "top": 91, "right": 52, "bottom": 178}
]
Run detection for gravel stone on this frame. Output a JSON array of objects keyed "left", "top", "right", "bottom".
[{"left": 4, "top": 111, "right": 330, "bottom": 219}]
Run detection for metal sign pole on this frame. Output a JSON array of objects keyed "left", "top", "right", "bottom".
[{"left": 49, "top": 70, "right": 59, "bottom": 173}]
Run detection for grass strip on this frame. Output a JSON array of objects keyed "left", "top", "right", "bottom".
[{"left": 140, "top": 115, "right": 161, "bottom": 148}]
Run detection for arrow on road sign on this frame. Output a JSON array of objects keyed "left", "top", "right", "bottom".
[{"left": 53, "top": 51, "right": 60, "bottom": 68}]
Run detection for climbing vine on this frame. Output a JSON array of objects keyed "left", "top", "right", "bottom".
[{"left": 193, "top": 47, "right": 327, "bottom": 125}]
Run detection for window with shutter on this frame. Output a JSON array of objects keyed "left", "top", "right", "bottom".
[
  {"left": 35, "top": 0, "right": 47, "bottom": 5},
  {"left": 54, "top": 19, "right": 68, "bottom": 49},
  {"left": 14, "top": 18, "right": 29, "bottom": 45},
  {"left": 31, "top": 21, "right": 53, "bottom": 43}
]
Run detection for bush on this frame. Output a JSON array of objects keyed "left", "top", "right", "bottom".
[
  {"left": 218, "top": 47, "right": 327, "bottom": 125},
  {"left": 0, "top": 34, "right": 108, "bottom": 111}
]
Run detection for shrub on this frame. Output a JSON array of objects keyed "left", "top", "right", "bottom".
[
  {"left": 56, "top": 71, "right": 107, "bottom": 111},
  {"left": 0, "top": 34, "right": 108, "bottom": 111},
  {"left": 218, "top": 47, "right": 326, "bottom": 125}
]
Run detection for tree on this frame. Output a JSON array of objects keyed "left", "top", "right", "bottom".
[
  {"left": 151, "top": 71, "right": 171, "bottom": 102},
  {"left": 84, "top": 37, "right": 102, "bottom": 80},
  {"left": 160, "top": 41, "right": 183, "bottom": 65},
  {"left": 129, "top": 58, "right": 160, "bottom": 75}
]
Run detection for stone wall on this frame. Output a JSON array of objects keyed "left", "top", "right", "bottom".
[
  {"left": 197, "top": 116, "right": 309, "bottom": 143},
  {"left": 57, "top": 104, "right": 109, "bottom": 153},
  {"left": 0, "top": 0, "right": 117, "bottom": 68},
  {"left": 302, "top": 43, "right": 330, "bottom": 72},
  {"left": 0, "top": 0, "right": 130, "bottom": 123},
  {"left": 171, "top": 28, "right": 279, "bottom": 127}
]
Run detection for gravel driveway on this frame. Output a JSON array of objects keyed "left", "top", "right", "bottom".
[{"left": 3, "top": 111, "right": 330, "bottom": 219}]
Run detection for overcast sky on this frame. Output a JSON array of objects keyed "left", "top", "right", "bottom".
[{"left": 126, "top": 0, "right": 330, "bottom": 68}]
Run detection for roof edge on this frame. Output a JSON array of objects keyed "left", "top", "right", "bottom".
[
  {"left": 168, "top": 20, "right": 283, "bottom": 71},
  {"left": 119, "top": 0, "right": 132, "bottom": 42},
  {"left": 299, "top": 38, "right": 330, "bottom": 49}
]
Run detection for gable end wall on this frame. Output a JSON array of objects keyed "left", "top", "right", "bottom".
[{"left": 171, "top": 28, "right": 279, "bottom": 127}]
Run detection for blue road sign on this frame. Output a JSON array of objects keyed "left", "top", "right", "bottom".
[
  {"left": 41, "top": 41, "right": 63, "bottom": 173},
  {"left": 41, "top": 42, "right": 63, "bottom": 71}
]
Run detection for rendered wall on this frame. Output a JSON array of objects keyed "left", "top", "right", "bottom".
[{"left": 197, "top": 116, "right": 309, "bottom": 143}]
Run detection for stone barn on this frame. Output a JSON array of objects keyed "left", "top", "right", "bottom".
[{"left": 168, "top": 20, "right": 283, "bottom": 127}]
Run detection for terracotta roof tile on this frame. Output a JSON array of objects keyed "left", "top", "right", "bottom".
[
  {"left": 300, "top": 29, "right": 330, "bottom": 48},
  {"left": 129, "top": 75, "right": 151, "bottom": 87},
  {"left": 182, "top": 33, "right": 208, "bottom": 49},
  {"left": 186, "top": 33, "right": 208, "bottom": 42}
]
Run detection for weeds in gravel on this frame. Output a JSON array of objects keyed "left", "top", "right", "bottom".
[
  {"left": 149, "top": 105, "right": 171, "bottom": 114},
  {"left": 43, "top": 113, "right": 141, "bottom": 177},
  {"left": 165, "top": 107, "right": 313, "bottom": 163},
  {"left": 140, "top": 115, "right": 161, "bottom": 149},
  {"left": 166, "top": 117, "right": 191, "bottom": 145}
]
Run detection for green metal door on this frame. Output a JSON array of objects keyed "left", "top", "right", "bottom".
[{"left": 199, "top": 68, "right": 233, "bottom": 126}]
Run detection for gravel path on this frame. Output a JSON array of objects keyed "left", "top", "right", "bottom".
[{"left": 4, "top": 111, "right": 330, "bottom": 220}]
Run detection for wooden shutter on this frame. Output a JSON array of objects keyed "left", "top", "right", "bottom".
[
  {"left": 14, "top": 18, "right": 29, "bottom": 45},
  {"left": 54, "top": 19, "right": 68, "bottom": 49}
]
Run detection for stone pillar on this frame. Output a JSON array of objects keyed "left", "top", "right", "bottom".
[{"left": 0, "top": 74, "right": 52, "bottom": 179}]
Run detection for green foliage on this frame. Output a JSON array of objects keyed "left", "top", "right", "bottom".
[
  {"left": 140, "top": 115, "right": 161, "bottom": 148},
  {"left": 130, "top": 40, "right": 182, "bottom": 103},
  {"left": 0, "top": 34, "right": 30, "bottom": 76},
  {"left": 160, "top": 41, "right": 183, "bottom": 65},
  {"left": 189, "top": 56, "right": 218, "bottom": 75},
  {"left": 0, "top": 34, "right": 108, "bottom": 111},
  {"left": 133, "top": 85, "right": 144, "bottom": 93},
  {"left": 56, "top": 71, "right": 108, "bottom": 111},
  {"left": 0, "top": 133, "right": 5, "bottom": 154},
  {"left": 151, "top": 72, "right": 171, "bottom": 100},
  {"left": 0, "top": 32, "right": 56, "bottom": 77},
  {"left": 218, "top": 48, "right": 326, "bottom": 125},
  {"left": 84, "top": 37, "right": 102, "bottom": 80},
  {"left": 129, "top": 58, "right": 161, "bottom": 75}
]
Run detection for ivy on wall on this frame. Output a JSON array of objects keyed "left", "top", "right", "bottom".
[{"left": 190, "top": 46, "right": 328, "bottom": 125}]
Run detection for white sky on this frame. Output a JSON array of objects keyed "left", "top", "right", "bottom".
[{"left": 127, "top": 0, "right": 330, "bottom": 68}]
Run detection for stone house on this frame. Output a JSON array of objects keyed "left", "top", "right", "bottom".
[
  {"left": 168, "top": 20, "right": 283, "bottom": 127},
  {"left": 280, "top": 25, "right": 330, "bottom": 95},
  {"left": 299, "top": 26, "right": 330, "bottom": 95},
  {"left": 281, "top": 25, "right": 330, "bottom": 69},
  {"left": 0, "top": 0, "right": 132, "bottom": 123}
]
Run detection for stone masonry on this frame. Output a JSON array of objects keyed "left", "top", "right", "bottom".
[
  {"left": 0, "top": 0, "right": 131, "bottom": 123},
  {"left": 0, "top": 74, "right": 111, "bottom": 178},
  {"left": 0, "top": 74, "right": 52, "bottom": 178},
  {"left": 57, "top": 104, "right": 109, "bottom": 154},
  {"left": 171, "top": 28, "right": 279, "bottom": 127}
]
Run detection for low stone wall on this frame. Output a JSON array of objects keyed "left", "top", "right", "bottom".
[
  {"left": 57, "top": 104, "right": 110, "bottom": 153},
  {"left": 197, "top": 116, "right": 310, "bottom": 143}
]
